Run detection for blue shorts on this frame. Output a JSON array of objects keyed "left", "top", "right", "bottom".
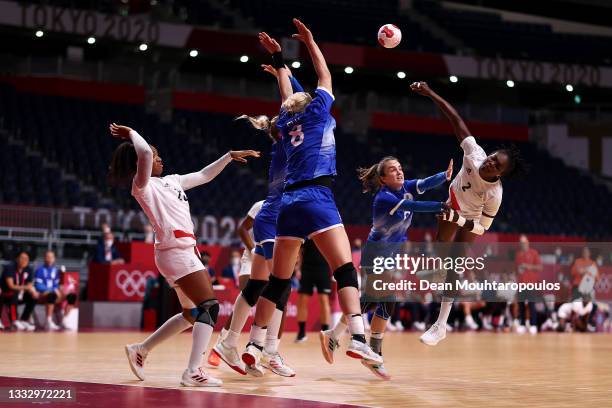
[
  {"left": 253, "top": 213, "right": 276, "bottom": 260},
  {"left": 276, "top": 186, "right": 343, "bottom": 241}
]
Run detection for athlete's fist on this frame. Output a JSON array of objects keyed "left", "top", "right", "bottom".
[
  {"left": 229, "top": 150, "right": 261, "bottom": 163},
  {"left": 258, "top": 32, "right": 281, "bottom": 54},
  {"left": 110, "top": 123, "right": 132, "bottom": 139},
  {"left": 437, "top": 207, "right": 466, "bottom": 227},
  {"left": 445, "top": 159, "right": 454, "bottom": 181},
  {"left": 410, "top": 81, "right": 432, "bottom": 96}
]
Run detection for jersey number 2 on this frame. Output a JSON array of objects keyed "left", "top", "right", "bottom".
[{"left": 289, "top": 125, "right": 304, "bottom": 147}]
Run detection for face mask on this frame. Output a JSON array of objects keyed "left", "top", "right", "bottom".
[{"left": 105, "top": 239, "right": 114, "bottom": 248}]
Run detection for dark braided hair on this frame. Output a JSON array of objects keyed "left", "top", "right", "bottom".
[
  {"left": 108, "top": 141, "right": 138, "bottom": 187},
  {"left": 497, "top": 144, "right": 529, "bottom": 178}
]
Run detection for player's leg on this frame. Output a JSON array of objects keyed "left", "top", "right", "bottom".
[
  {"left": 262, "top": 279, "right": 295, "bottom": 377},
  {"left": 318, "top": 293, "right": 331, "bottom": 331},
  {"left": 312, "top": 226, "right": 382, "bottom": 364},
  {"left": 242, "top": 239, "right": 301, "bottom": 369},
  {"left": 223, "top": 274, "right": 250, "bottom": 331},
  {"left": 43, "top": 291, "right": 60, "bottom": 331},
  {"left": 174, "top": 270, "right": 223, "bottom": 387},
  {"left": 296, "top": 271, "right": 313, "bottom": 342},
  {"left": 361, "top": 302, "right": 393, "bottom": 380}
]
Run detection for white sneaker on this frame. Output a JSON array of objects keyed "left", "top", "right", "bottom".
[
  {"left": 125, "top": 343, "right": 148, "bottom": 380},
  {"left": 46, "top": 319, "right": 60, "bottom": 331},
  {"left": 386, "top": 320, "right": 398, "bottom": 332},
  {"left": 413, "top": 321, "right": 426, "bottom": 331},
  {"left": 212, "top": 341, "right": 246, "bottom": 375},
  {"left": 346, "top": 339, "right": 383, "bottom": 364},
  {"left": 12, "top": 320, "right": 25, "bottom": 331},
  {"left": 529, "top": 325, "right": 538, "bottom": 335},
  {"left": 516, "top": 325, "right": 526, "bottom": 335},
  {"left": 319, "top": 330, "right": 340, "bottom": 364},
  {"left": 481, "top": 318, "right": 493, "bottom": 331},
  {"left": 394, "top": 321, "right": 404, "bottom": 331},
  {"left": 241, "top": 344, "right": 265, "bottom": 377},
  {"left": 181, "top": 367, "right": 222, "bottom": 387},
  {"left": 361, "top": 358, "right": 391, "bottom": 380},
  {"left": 465, "top": 315, "right": 478, "bottom": 330},
  {"left": 420, "top": 323, "right": 447, "bottom": 346},
  {"left": 262, "top": 350, "right": 296, "bottom": 377},
  {"left": 445, "top": 323, "right": 454, "bottom": 332},
  {"left": 21, "top": 321, "right": 35, "bottom": 332}
]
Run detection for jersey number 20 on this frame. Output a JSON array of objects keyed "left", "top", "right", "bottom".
[{"left": 289, "top": 125, "right": 304, "bottom": 147}]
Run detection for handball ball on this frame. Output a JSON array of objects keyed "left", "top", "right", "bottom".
[{"left": 377, "top": 24, "right": 402, "bottom": 48}]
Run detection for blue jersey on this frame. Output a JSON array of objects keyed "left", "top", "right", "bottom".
[
  {"left": 258, "top": 140, "right": 287, "bottom": 223},
  {"left": 368, "top": 180, "right": 420, "bottom": 243},
  {"left": 34, "top": 264, "right": 60, "bottom": 292},
  {"left": 277, "top": 87, "right": 336, "bottom": 187}
]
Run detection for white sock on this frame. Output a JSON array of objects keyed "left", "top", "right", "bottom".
[
  {"left": 141, "top": 313, "right": 191, "bottom": 352},
  {"left": 348, "top": 314, "right": 365, "bottom": 336},
  {"left": 219, "top": 327, "right": 228, "bottom": 341},
  {"left": 331, "top": 319, "right": 348, "bottom": 340},
  {"left": 264, "top": 308, "right": 283, "bottom": 354},
  {"left": 229, "top": 294, "right": 252, "bottom": 335},
  {"left": 248, "top": 325, "right": 267, "bottom": 347},
  {"left": 188, "top": 322, "right": 213, "bottom": 371},
  {"left": 224, "top": 329, "right": 241, "bottom": 348},
  {"left": 436, "top": 299, "right": 454, "bottom": 326}
]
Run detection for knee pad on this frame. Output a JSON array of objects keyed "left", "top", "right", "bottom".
[
  {"left": 276, "top": 284, "right": 291, "bottom": 312},
  {"left": 333, "top": 262, "right": 359, "bottom": 290},
  {"left": 375, "top": 302, "right": 395, "bottom": 320},
  {"left": 261, "top": 275, "right": 291, "bottom": 305},
  {"left": 66, "top": 293, "right": 77, "bottom": 305},
  {"left": 46, "top": 292, "right": 58, "bottom": 304},
  {"left": 241, "top": 279, "right": 268, "bottom": 307},
  {"left": 195, "top": 299, "right": 219, "bottom": 327}
]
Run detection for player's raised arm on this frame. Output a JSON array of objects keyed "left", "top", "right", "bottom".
[
  {"left": 292, "top": 18, "right": 332, "bottom": 93},
  {"left": 180, "top": 150, "right": 260, "bottom": 191},
  {"left": 259, "top": 32, "right": 292, "bottom": 102},
  {"left": 261, "top": 64, "right": 305, "bottom": 93},
  {"left": 410, "top": 82, "right": 471, "bottom": 143},
  {"left": 110, "top": 123, "right": 152, "bottom": 189},
  {"left": 416, "top": 159, "right": 453, "bottom": 193}
]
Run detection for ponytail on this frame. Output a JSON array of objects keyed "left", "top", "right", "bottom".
[
  {"left": 356, "top": 156, "right": 399, "bottom": 193},
  {"left": 236, "top": 114, "right": 280, "bottom": 141}
]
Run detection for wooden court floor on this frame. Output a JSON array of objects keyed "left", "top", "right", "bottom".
[{"left": 0, "top": 331, "right": 611, "bottom": 407}]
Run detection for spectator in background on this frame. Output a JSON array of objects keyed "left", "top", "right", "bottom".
[
  {"left": 0, "top": 251, "right": 37, "bottom": 331},
  {"left": 200, "top": 251, "right": 219, "bottom": 285},
  {"left": 34, "top": 250, "right": 63, "bottom": 331},
  {"left": 93, "top": 232, "right": 125, "bottom": 264},
  {"left": 100, "top": 222, "right": 111, "bottom": 234},
  {"left": 221, "top": 249, "right": 241, "bottom": 287},
  {"left": 515, "top": 234, "right": 543, "bottom": 335},
  {"left": 143, "top": 224, "right": 154, "bottom": 244},
  {"left": 571, "top": 247, "right": 598, "bottom": 300}
]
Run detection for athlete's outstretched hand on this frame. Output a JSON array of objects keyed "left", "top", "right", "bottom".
[
  {"left": 261, "top": 64, "right": 292, "bottom": 79},
  {"left": 229, "top": 150, "right": 261, "bottom": 163},
  {"left": 258, "top": 32, "right": 281, "bottom": 54},
  {"left": 410, "top": 81, "right": 432, "bottom": 97},
  {"left": 445, "top": 159, "right": 454, "bottom": 181},
  {"left": 292, "top": 18, "right": 314, "bottom": 44},
  {"left": 109, "top": 123, "right": 132, "bottom": 139}
]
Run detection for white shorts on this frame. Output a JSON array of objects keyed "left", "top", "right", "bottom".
[
  {"left": 239, "top": 249, "right": 253, "bottom": 277},
  {"left": 155, "top": 246, "right": 204, "bottom": 287}
]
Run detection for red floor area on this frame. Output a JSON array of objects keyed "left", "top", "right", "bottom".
[{"left": 0, "top": 376, "right": 363, "bottom": 408}]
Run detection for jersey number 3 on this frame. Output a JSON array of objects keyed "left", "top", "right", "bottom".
[{"left": 289, "top": 125, "right": 304, "bottom": 147}]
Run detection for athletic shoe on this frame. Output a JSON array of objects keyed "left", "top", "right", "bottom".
[
  {"left": 212, "top": 341, "right": 246, "bottom": 375},
  {"left": 319, "top": 330, "right": 340, "bottom": 364},
  {"left": 386, "top": 320, "right": 398, "bottom": 332},
  {"left": 262, "top": 350, "right": 296, "bottom": 377},
  {"left": 413, "top": 321, "right": 426, "bottom": 331},
  {"left": 242, "top": 344, "right": 265, "bottom": 377},
  {"left": 0, "top": 320, "right": 4, "bottom": 330},
  {"left": 346, "top": 339, "right": 383, "bottom": 364},
  {"left": 294, "top": 334, "right": 308, "bottom": 343},
  {"left": 445, "top": 323, "right": 454, "bottom": 332},
  {"left": 420, "top": 323, "right": 447, "bottom": 346},
  {"left": 361, "top": 358, "right": 391, "bottom": 381},
  {"left": 45, "top": 319, "right": 60, "bottom": 331},
  {"left": 516, "top": 325, "right": 526, "bottom": 335},
  {"left": 465, "top": 315, "right": 479, "bottom": 330},
  {"left": 21, "top": 320, "right": 35, "bottom": 332},
  {"left": 181, "top": 367, "right": 222, "bottom": 387},
  {"left": 529, "top": 325, "right": 538, "bottom": 335},
  {"left": 481, "top": 319, "right": 493, "bottom": 331},
  {"left": 394, "top": 321, "right": 405, "bottom": 331},
  {"left": 125, "top": 343, "right": 148, "bottom": 381},
  {"left": 12, "top": 320, "right": 25, "bottom": 331}
]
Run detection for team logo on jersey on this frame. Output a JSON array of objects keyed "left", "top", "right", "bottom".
[{"left": 404, "top": 192, "right": 414, "bottom": 201}]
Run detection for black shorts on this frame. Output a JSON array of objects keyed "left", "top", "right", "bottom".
[{"left": 299, "top": 264, "right": 332, "bottom": 295}]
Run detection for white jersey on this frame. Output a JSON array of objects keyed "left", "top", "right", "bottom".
[
  {"left": 132, "top": 174, "right": 196, "bottom": 250},
  {"left": 448, "top": 136, "right": 503, "bottom": 221},
  {"left": 246, "top": 200, "right": 264, "bottom": 239}
]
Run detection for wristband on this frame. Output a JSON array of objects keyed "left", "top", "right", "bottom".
[{"left": 271, "top": 51, "right": 284, "bottom": 69}]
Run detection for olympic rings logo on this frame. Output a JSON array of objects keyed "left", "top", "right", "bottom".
[{"left": 115, "top": 269, "right": 157, "bottom": 298}]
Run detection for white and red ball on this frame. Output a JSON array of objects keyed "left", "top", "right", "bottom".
[{"left": 377, "top": 24, "right": 402, "bottom": 48}]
